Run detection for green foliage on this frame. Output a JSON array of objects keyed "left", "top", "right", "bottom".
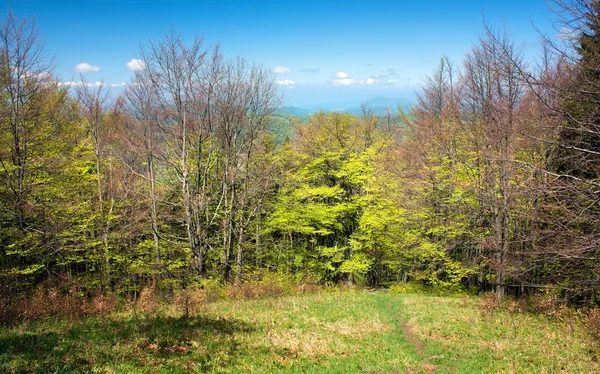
[
  {"left": 265, "top": 112, "right": 385, "bottom": 284},
  {"left": 0, "top": 87, "right": 102, "bottom": 293}
]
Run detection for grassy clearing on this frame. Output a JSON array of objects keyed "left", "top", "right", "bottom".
[{"left": 1, "top": 291, "right": 597, "bottom": 373}]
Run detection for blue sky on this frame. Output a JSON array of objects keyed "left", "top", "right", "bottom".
[{"left": 5, "top": 0, "right": 555, "bottom": 107}]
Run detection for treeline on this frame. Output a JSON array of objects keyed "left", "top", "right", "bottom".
[{"left": 1, "top": 0, "right": 600, "bottom": 307}]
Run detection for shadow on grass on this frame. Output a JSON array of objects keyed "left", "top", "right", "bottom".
[{"left": 0, "top": 314, "right": 255, "bottom": 373}]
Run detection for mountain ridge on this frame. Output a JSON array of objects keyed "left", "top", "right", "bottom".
[{"left": 278, "top": 96, "right": 413, "bottom": 116}]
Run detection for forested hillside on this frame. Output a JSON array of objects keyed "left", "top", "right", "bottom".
[{"left": 1, "top": 0, "right": 600, "bottom": 313}]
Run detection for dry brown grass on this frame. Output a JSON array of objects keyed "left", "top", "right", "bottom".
[
  {"left": 323, "top": 320, "right": 392, "bottom": 336},
  {"left": 479, "top": 291, "right": 575, "bottom": 321},
  {"left": 135, "top": 286, "right": 161, "bottom": 313},
  {"left": 262, "top": 314, "right": 392, "bottom": 359},
  {"left": 585, "top": 307, "right": 600, "bottom": 346},
  {"left": 223, "top": 273, "right": 321, "bottom": 300},
  {"left": 1, "top": 284, "right": 116, "bottom": 325},
  {"left": 225, "top": 280, "right": 288, "bottom": 299},
  {"left": 266, "top": 329, "right": 340, "bottom": 357},
  {"left": 173, "top": 286, "right": 206, "bottom": 317},
  {"left": 1, "top": 273, "right": 323, "bottom": 325}
]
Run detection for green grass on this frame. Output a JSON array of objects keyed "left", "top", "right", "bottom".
[{"left": 1, "top": 291, "right": 597, "bottom": 373}]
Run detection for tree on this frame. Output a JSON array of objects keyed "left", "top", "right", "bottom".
[
  {"left": 0, "top": 10, "right": 52, "bottom": 232},
  {"left": 266, "top": 112, "right": 386, "bottom": 285},
  {"left": 140, "top": 30, "right": 210, "bottom": 282},
  {"left": 532, "top": 0, "right": 600, "bottom": 303},
  {"left": 391, "top": 58, "right": 482, "bottom": 290},
  {"left": 211, "top": 57, "right": 279, "bottom": 282},
  {"left": 74, "top": 78, "right": 115, "bottom": 290},
  {"left": 0, "top": 10, "right": 56, "bottom": 291},
  {"left": 403, "top": 28, "right": 554, "bottom": 298},
  {"left": 460, "top": 28, "right": 529, "bottom": 299},
  {"left": 121, "top": 70, "right": 165, "bottom": 287},
  {"left": 137, "top": 31, "right": 280, "bottom": 285},
  {"left": 0, "top": 10, "right": 105, "bottom": 297}
]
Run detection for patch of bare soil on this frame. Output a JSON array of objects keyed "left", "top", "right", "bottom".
[
  {"left": 401, "top": 321, "right": 425, "bottom": 355},
  {"left": 400, "top": 319, "right": 437, "bottom": 373}
]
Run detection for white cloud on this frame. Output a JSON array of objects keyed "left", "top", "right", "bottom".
[
  {"left": 58, "top": 81, "right": 92, "bottom": 87},
  {"left": 73, "top": 62, "right": 100, "bottom": 73},
  {"left": 126, "top": 58, "right": 146, "bottom": 71},
  {"left": 557, "top": 27, "right": 577, "bottom": 40},
  {"left": 337, "top": 72, "right": 349, "bottom": 78},
  {"left": 40, "top": 72, "right": 53, "bottom": 80},
  {"left": 387, "top": 79, "right": 398, "bottom": 84},
  {"left": 60, "top": 81, "right": 126, "bottom": 88},
  {"left": 276, "top": 79, "right": 295, "bottom": 86},
  {"left": 273, "top": 66, "right": 291, "bottom": 74},
  {"left": 332, "top": 77, "right": 380, "bottom": 86},
  {"left": 332, "top": 78, "right": 359, "bottom": 86},
  {"left": 25, "top": 71, "right": 52, "bottom": 80}
]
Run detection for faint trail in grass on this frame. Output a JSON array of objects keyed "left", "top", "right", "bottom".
[
  {"left": 378, "top": 293, "right": 437, "bottom": 373},
  {"left": 400, "top": 321, "right": 425, "bottom": 356}
]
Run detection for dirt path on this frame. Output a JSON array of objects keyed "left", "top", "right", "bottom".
[
  {"left": 400, "top": 321, "right": 425, "bottom": 356},
  {"left": 381, "top": 295, "right": 437, "bottom": 373}
]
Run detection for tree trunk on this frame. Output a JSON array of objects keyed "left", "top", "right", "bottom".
[{"left": 235, "top": 226, "right": 245, "bottom": 285}]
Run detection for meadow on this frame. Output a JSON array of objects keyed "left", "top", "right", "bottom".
[{"left": 1, "top": 290, "right": 597, "bottom": 373}]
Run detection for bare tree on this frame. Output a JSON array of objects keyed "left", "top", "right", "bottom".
[
  {"left": 460, "top": 27, "right": 528, "bottom": 300},
  {"left": 140, "top": 29, "right": 210, "bottom": 278},
  {"left": 130, "top": 29, "right": 279, "bottom": 285},
  {"left": 212, "top": 58, "right": 280, "bottom": 282},
  {"left": 122, "top": 70, "right": 164, "bottom": 285},
  {"left": 526, "top": 0, "right": 600, "bottom": 303}
]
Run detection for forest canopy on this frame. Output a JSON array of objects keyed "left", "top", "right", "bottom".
[{"left": 1, "top": 0, "right": 600, "bottom": 309}]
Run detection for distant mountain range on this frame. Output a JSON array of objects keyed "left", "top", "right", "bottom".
[{"left": 277, "top": 97, "right": 414, "bottom": 117}]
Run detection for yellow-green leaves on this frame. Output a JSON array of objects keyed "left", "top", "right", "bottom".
[{"left": 266, "top": 112, "right": 389, "bottom": 284}]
